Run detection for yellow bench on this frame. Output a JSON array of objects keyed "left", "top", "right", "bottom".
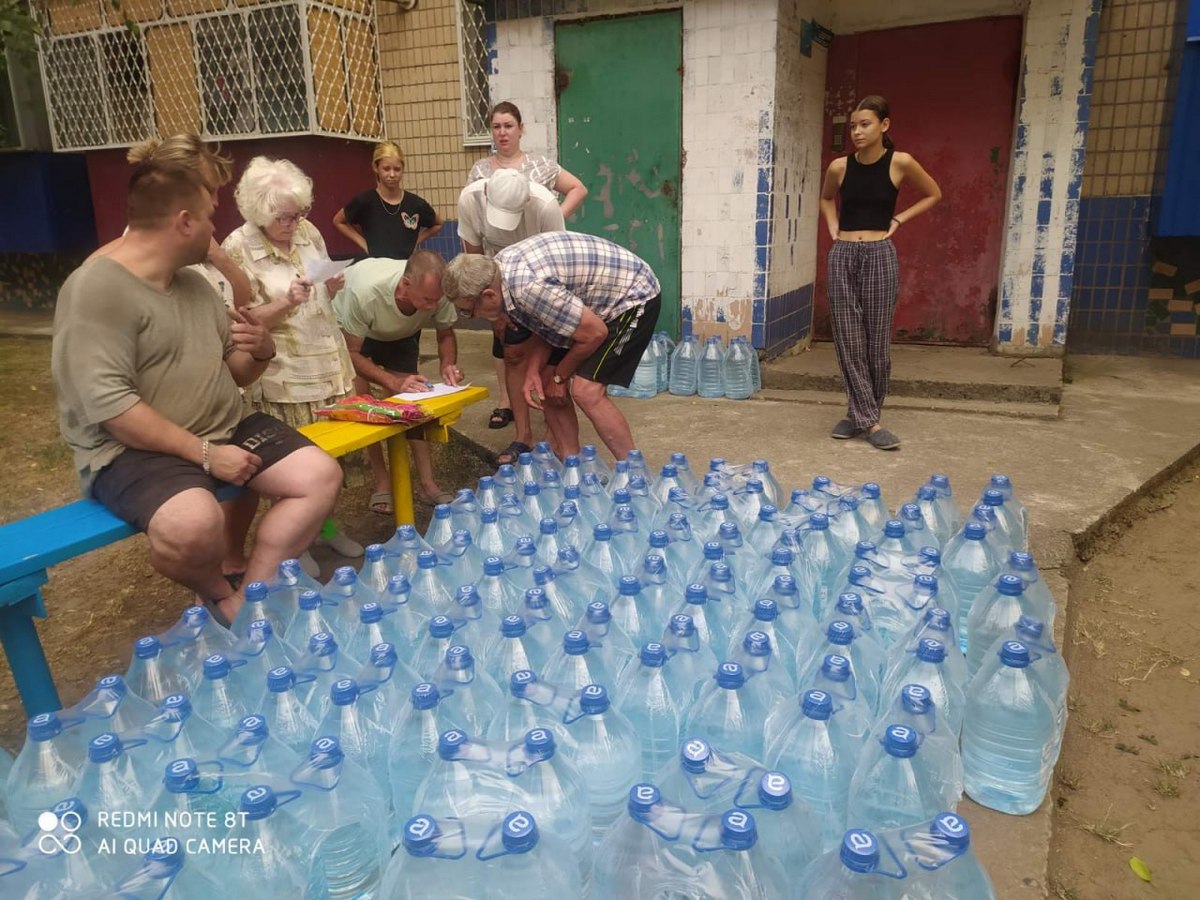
[{"left": 298, "top": 385, "right": 490, "bottom": 525}]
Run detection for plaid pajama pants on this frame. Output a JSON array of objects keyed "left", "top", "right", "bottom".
[{"left": 827, "top": 239, "right": 900, "bottom": 430}]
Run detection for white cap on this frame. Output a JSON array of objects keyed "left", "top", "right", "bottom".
[{"left": 485, "top": 169, "right": 531, "bottom": 232}]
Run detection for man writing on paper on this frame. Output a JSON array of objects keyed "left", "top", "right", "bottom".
[{"left": 333, "top": 249, "right": 462, "bottom": 513}]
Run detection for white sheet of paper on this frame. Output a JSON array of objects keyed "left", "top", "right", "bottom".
[
  {"left": 305, "top": 257, "right": 353, "bottom": 284},
  {"left": 390, "top": 382, "right": 471, "bottom": 402}
]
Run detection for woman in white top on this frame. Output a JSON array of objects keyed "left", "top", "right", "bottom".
[{"left": 222, "top": 156, "right": 362, "bottom": 571}]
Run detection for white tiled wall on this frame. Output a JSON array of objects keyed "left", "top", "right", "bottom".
[{"left": 489, "top": 17, "right": 557, "bottom": 161}]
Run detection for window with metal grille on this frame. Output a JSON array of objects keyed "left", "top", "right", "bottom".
[
  {"left": 456, "top": 0, "right": 492, "bottom": 147},
  {"left": 33, "top": 0, "right": 384, "bottom": 151}
]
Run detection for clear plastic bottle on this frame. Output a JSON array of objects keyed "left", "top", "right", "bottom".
[
  {"left": 449, "top": 488, "right": 482, "bottom": 536},
  {"left": 410, "top": 550, "right": 456, "bottom": 620},
  {"left": 988, "top": 473, "right": 1028, "bottom": 541},
  {"left": 259, "top": 666, "right": 321, "bottom": 757},
  {"left": 966, "top": 573, "right": 1055, "bottom": 677},
  {"left": 982, "top": 615, "right": 1069, "bottom": 746},
  {"left": 214, "top": 714, "right": 303, "bottom": 796},
  {"left": 413, "top": 615, "right": 460, "bottom": 681},
  {"left": 942, "top": 521, "right": 1002, "bottom": 651},
  {"left": 449, "top": 585, "right": 500, "bottom": 652},
  {"left": 485, "top": 669, "right": 577, "bottom": 752},
  {"left": 857, "top": 482, "right": 891, "bottom": 534},
  {"left": 847, "top": 723, "right": 961, "bottom": 832},
  {"left": 319, "top": 566, "right": 380, "bottom": 646},
  {"left": 436, "top": 530, "right": 486, "bottom": 597},
  {"left": 660, "top": 613, "right": 720, "bottom": 703},
  {"left": 736, "top": 769, "right": 822, "bottom": 879},
  {"left": 285, "top": 589, "right": 342, "bottom": 660},
  {"left": 482, "top": 614, "right": 549, "bottom": 685},
  {"left": 563, "top": 684, "right": 641, "bottom": 842},
  {"left": 228, "top": 785, "right": 310, "bottom": 897},
  {"left": 880, "top": 637, "right": 968, "bottom": 736},
  {"left": 5, "top": 711, "right": 86, "bottom": 834},
  {"left": 387, "top": 682, "right": 448, "bottom": 831},
  {"left": 74, "top": 733, "right": 154, "bottom": 824},
  {"left": 683, "top": 662, "right": 771, "bottom": 761},
  {"left": 626, "top": 343, "right": 661, "bottom": 398},
  {"left": 727, "top": 629, "right": 795, "bottom": 708},
  {"left": 435, "top": 645, "right": 504, "bottom": 737},
  {"left": 799, "top": 828, "right": 901, "bottom": 899},
  {"left": 378, "top": 813, "right": 484, "bottom": 899},
  {"left": 125, "top": 635, "right": 194, "bottom": 705},
  {"left": 979, "top": 487, "right": 1027, "bottom": 552},
  {"left": 722, "top": 337, "right": 755, "bottom": 400},
  {"left": 424, "top": 503, "right": 455, "bottom": 548},
  {"left": 358, "top": 543, "right": 395, "bottom": 597},
  {"left": 383, "top": 524, "right": 435, "bottom": 578},
  {"left": 266, "top": 558, "right": 322, "bottom": 639},
  {"left": 542, "top": 629, "right": 618, "bottom": 693},
  {"left": 655, "top": 331, "right": 675, "bottom": 392},
  {"left": 696, "top": 336, "right": 726, "bottom": 398},
  {"left": 669, "top": 583, "right": 727, "bottom": 652},
  {"left": 291, "top": 632, "right": 364, "bottom": 722},
  {"left": 614, "top": 642, "right": 682, "bottom": 781},
  {"left": 314, "top": 678, "right": 390, "bottom": 800},
  {"left": 472, "top": 557, "right": 520, "bottom": 620},
  {"left": 145, "top": 757, "right": 238, "bottom": 846},
  {"left": 795, "top": 621, "right": 884, "bottom": 713},
  {"left": 669, "top": 334, "right": 701, "bottom": 396}
]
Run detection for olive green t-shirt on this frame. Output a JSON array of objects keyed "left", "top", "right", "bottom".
[{"left": 52, "top": 258, "right": 245, "bottom": 495}]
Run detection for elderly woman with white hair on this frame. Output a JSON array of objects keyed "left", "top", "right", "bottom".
[{"left": 221, "top": 156, "right": 363, "bottom": 571}]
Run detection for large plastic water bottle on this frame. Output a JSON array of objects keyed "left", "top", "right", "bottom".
[
  {"left": 357, "top": 544, "right": 395, "bottom": 599},
  {"left": 988, "top": 473, "right": 1029, "bottom": 540},
  {"left": 669, "top": 334, "right": 701, "bottom": 395},
  {"left": 660, "top": 613, "right": 720, "bottom": 702},
  {"left": 1003, "top": 550, "right": 1056, "bottom": 613},
  {"left": 563, "top": 684, "right": 640, "bottom": 841},
  {"left": 604, "top": 576, "right": 651, "bottom": 649},
  {"left": 880, "top": 637, "right": 967, "bottom": 736},
  {"left": 696, "top": 336, "right": 726, "bottom": 398},
  {"left": 292, "top": 632, "right": 364, "bottom": 722},
  {"left": 284, "top": 588, "right": 339, "bottom": 661},
  {"left": 532, "top": 565, "right": 589, "bottom": 626},
  {"left": 626, "top": 344, "right": 660, "bottom": 398},
  {"left": 266, "top": 558, "right": 321, "bottom": 634},
  {"left": 722, "top": 337, "right": 755, "bottom": 399},
  {"left": 412, "top": 729, "right": 509, "bottom": 821},
  {"left": 979, "top": 487, "right": 1026, "bottom": 553},
  {"left": 94, "top": 835, "right": 225, "bottom": 900},
  {"left": 595, "top": 784, "right": 687, "bottom": 897},
  {"left": 213, "top": 714, "right": 303, "bottom": 796},
  {"left": 230, "top": 619, "right": 293, "bottom": 697},
  {"left": 966, "top": 573, "right": 1055, "bottom": 677},
  {"left": 869, "top": 683, "right": 962, "bottom": 786},
  {"left": 410, "top": 550, "right": 456, "bottom": 620},
  {"left": 856, "top": 482, "right": 891, "bottom": 533},
  {"left": 424, "top": 502, "right": 455, "bottom": 548},
  {"left": 727, "top": 629, "right": 795, "bottom": 708},
  {"left": 74, "top": 733, "right": 154, "bottom": 822},
  {"left": 683, "top": 662, "right": 771, "bottom": 761},
  {"left": 911, "top": 484, "right": 955, "bottom": 546},
  {"left": 474, "top": 556, "right": 521, "bottom": 618},
  {"left": 378, "top": 813, "right": 485, "bottom": 898},
  {"left": 314, "top": 678, "right": 390, "bottom": 800},
  {"left": 479, "top": 810, "right": 584, "bottom": 896},
  {"left": 387, "top": 683, "right": 448, "bottom": 831},
  {"left": 483, "top": 614, "right": 549, "bottom": 684},
  {"left": 228, "top": 785, "right": 310, "bottom": 897},
  {"left": 412, "top": 615, "right": 460, "bottom": 681},
  {"left": 810, "top": 591, "right": 879, "bottom": 660},
  {"left": 448, "top": 488, "right": 482, "bottom": 537},
  {"left": 188, "top": 654, "right": 251, "bottom": 732},
  {"left": 555, "top": 544, "right": 616, "bottom": 607},
  {"left": 5, "top": 797, "right": 112, "bottom": 895},
  {"left": 5, "top": 712, "right": 86, "bottom": 834},
  {"left": 146, "top": 757, "right": 239, "bottom": 846},
  {"left": 669, "top": 583, "right": 727, "bottom": 652},
  {"left": 435, "top": 645, "right": 504, "bottom": 737},
  {"left": 575, "top": 599, "right": 638, "bottom": 678},
  {"left": 69, "top": 673, "right": 158, "bottom": 746},
  {"left": 486, "top": 669, "right": 576, "bottom": 751},
  {"left": 800, "top": 828, "right": 905, "bottom": 898},
  {"left": 983, "top": 616, "right": 1069, "bottom": 744},
  {"left": 475, "top": 507, "right": 511, "bottom": 561},
  {"left": 447, "top": 585, "right": 499, "bottom": 652},
  {"left": 542, "top": 629, "right": 618, "bottom": 692},
  {"left": 962, "top": 640, "right": 1059, "bottom": 814},
  {"left": 941, "top": 521, "right": 1002, "bottom": 650},
  {"left": 614, "top": 642, "right": 682, "bottom": 781},
  {"left": 289, "top": 735, "right": 388, "bottom": 899},
  {"left": 847, "top": 723, "right": 961, "bottom": 832},
  {"left": 319, "top": 566, "right": 379, "bottom": 645},
  {"left": 125, "top": 635, "right": 194, "bottom": 705},
  {"left": 139, "top": 692, "right": 226, "bottom": 773},
  {"left": 969, "top": 502, "right": 1014, "bottom": 564},
  {"left": 763, "top": 689, "right": 860, "bottom": 851},
  {"left": 382, "top": 525, "right": 435, "bottom": 577},
  {"left": 796, "top": 621, "right": 884, "bottom": 713},
  {"left": 436, "top": 530, "right": 486, "bottom": 596},
  {"left": 737, "top": 769, "right": 822, "bottom": 877},
  {"left": 801, "top": 653, "right": 875, "bottom": 741},
  {"left": 257, "top": 666, "right": 320, "bottom": 757}
]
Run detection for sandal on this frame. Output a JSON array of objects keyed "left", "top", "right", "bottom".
[
  {"left": 369, "top": 491, "right": 394, "bottom": 516},
  {"left": 418, "top": 489, "right": 456, "bottom": 505},
  {"left": 488, "top": 407, "right": 514, "bottom": 429},
  {"left": 496, "top": 440, "right": 532, "bottom": 467}
]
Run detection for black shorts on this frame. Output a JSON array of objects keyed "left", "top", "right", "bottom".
[
  {"left": 92, "top": 413, "right": 315, "bottom": 532},
  {"left": 576, "top": 294, "right": 662, "bottom": 388},
  {"left": 362, "top": 333, "right": 420, "bottom": 373},
  {"left": 491, "top": 322, "right": 534, "bottom": 360}
]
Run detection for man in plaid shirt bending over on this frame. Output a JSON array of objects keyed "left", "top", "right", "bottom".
[{"left": 443, "top": 232, "right": 661, "bottom": 460}]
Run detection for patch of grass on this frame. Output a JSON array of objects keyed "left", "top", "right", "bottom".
[
  {"left": 1075, "top": 806, "right": 1134, "bottom": 847},
  {"left": 1058, "top": 770, "right": 1081, "bottom": 790},
  {"left": 1152, "top": 777, "right": 1180, "bottom": 798},
  {"left": 1114, "top": 742, "right": 1140, "bottom": 755},
  {"left": 1049, "top": 881, "right": 1079, "bottom": 900},
  {"left": 1154, "top": 758, "right": 1188, "bottom": 779},
  {"left": 1081, "top": 717, "right": 1116, "bottom": 735},
  {"left": 31, "top": 440, "right": 71, "bottom": 471},
  {"left": 1118, "top": 697, "right": 1141, "bottom": 713},
  {"left": 1138, "top": 733, "right": 1159, "bottom": 746}
]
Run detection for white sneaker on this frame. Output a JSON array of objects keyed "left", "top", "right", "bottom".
[
  {"left": 298, "top": 551, "right": 321, "bottom": 580},
  {"left": 316, "top": 530, "right": 365, "bottom": 558}
]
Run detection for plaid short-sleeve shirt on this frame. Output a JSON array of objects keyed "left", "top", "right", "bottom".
[{"left": 495, "top": 232, "right": 661, "bottom": 348}]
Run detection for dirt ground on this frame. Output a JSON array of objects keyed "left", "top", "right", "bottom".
[
  {"left": 1048, "top": 458, "right": 1200, "bottom": 899},
  {"left": 0, "top": 336, "right": 493, "bottom": 753}
]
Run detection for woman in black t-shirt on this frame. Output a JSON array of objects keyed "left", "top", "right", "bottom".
[{"left": 333, "top": 141, "right": 443, "bottom": 260}]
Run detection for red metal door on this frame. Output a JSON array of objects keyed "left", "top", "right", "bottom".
[{"left": 814, "top": 17, "right": 1022, "bottom": 344}]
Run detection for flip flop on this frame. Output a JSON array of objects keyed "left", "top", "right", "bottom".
[
  {"left": 488, "top": 408, "right": 514, "bottom": 429},
  {"left": 369, "top": 491, "right": 394, "bottom": 516},
  {"left": 496, "top": 440, "right": 532, "bottom": 467}
]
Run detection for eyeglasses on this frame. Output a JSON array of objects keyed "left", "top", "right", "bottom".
[{"left": 273, "top": 210, "right": 309, "bottom": 226}]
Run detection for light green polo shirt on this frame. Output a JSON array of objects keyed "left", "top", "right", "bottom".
[{"left": 333, "top": 257, "right": 457, "bottom": 340}]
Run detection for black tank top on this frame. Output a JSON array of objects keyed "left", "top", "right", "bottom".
[{"left": 838, "top": 148, "right": 899, "bottom": 232}]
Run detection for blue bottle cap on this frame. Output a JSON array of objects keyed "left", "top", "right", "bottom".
[
  {"left": 649, "top": 531, "right": 672, "bottom": 550},
  {"left": 822, "top": 654, "right": 851, "bottom": 681},
  {"left": 923, "top": 607, "right": 953, "bottom": 631},
  {"left": 501, "top": 811, "right": 539, "bottom": 853},
  {"left": 612, "top": 488, "right": 631, "bottom": 505},
  {"left": 237, "top": 715, "right": 268, "bottom": 741},
  {"left": 87, "top": 733, "right": 122, "bottom": 763},
  {"left": 396, "top": 524, "right": 420, "bottom": 541},
  {"left": 586, "top": 601, "right": 612, "bottom": 624},
  {"left": 243, "top": 580, "right": 268, "bottom": 603},
  {"left": 524, "top": 588, "right": 547, "bottom": 609},
  {"left": 931, "top": 812, "right": 971, "bottom": 850},
  {"left": 758, "top": 505, "right": 777, "bottom": 522},
  {"left": 769, "top": 546, "right": 793, "bottom": 566},
  {"left": 563, "top": 630, "right": 590, "bottom": 654},
  {"left": 661, "top": 463, "right": 678, "bottom": 477},
  {"left": 452, "top": 530, "right": 474, "bottom": 548},
  {"left": 411, "top": 683, "right": 440, "bottom": 710},
  {"left": 371, "top": 642, "right": 398, "bottom": 668},
  {"left": 535, "top": 441, "right": 553, "bottom": 454},
  {"left": 518, "top": 452, "right": 534, "bottom": 466},
  {"left": 916, "top": 638, "right": 946, "bottom": 664},
  {"left": 524, "top": 728, "right": 555, "bottom": 759},
  {"left": 1000, "top": 640, "right": 1031, "bottom": 667},
  {"left": 810, "top": 512, "right": 830, "bottom": 530},
  {"left": 757, "top": 771, "right": 793, "bottom": 810},
  {"left": 437, "top": 729, "right": 468, "bottom": 759},
  {"left": 789, "top": 488, "right": 807, "bottom": 505},
  {"left": 403, "top": 815, "right": 440, "bottom": 856},
  {"left": 614, "top": 460, "right": 628, "bottom": 473},
  {"left": 429, "top": 616, "right": 455, "bottom": 639},
  {"left": 743, "top": 631, "right": 772, "bottom": 657},
  {"left": 497, "top": 464, "right": 517, "bottom": 480},
  {"left": 963, "top": 522, "right": 987, "bottom": 541},
  {"left": 901, "top": 503, "right": 924, "bottom": 521},
  {"left": 813, "top": 475, "right": 831, "bottom": 490},
  {"left": 745, "top": 480, "right": 764, "bottom": 495},
  {"left": 330, "top": 678, "right": 359, "bottom": 706},
  {"left": 561, "top": 455, "right": 580, "bottom": 471},
  {"left": 802, "top": 689, "right": 833, "bottom": 720},
  {"left": 483, "top": 556, "right": 505, "bottom": 576},
  {"left": 680, "top": 738, "right": 713, "bottom": 772},
  {"left": 309, "top": 633, "right": 338, "bottom": 657},
  {"left": 883, "top": 519, "right": 906, "bottom": 539},
  {"left": 96, "top": 674, "right": 127, "bottom": 694},
  {"left": 709, "top": 494, "right": 730, "bottom": 510},
  {"left": 628, "top": 783, "right": 662, "bottom": 820},
  {"left": 914, "top": 574, "right": 938, "bottom": 594},
  {"left": 240, "top": 785, "right": 278, "bottom": 820},
  {"left": 593, "top": 523, "right": 613, "bottom": 542},
  {"left": 640, "top": 642, "right": 667, "bottom": 667},
  {"left": 27, "top": 712, "right": 63, "bottom": 741},
  {"left": 163, "top": 757, "right": 201, "bottom": 793},
  {"left": 480, "top": 507, "right": 499, "bottom": 524},
  {"left": 333, "top": 566, "right": 357, "bottom": 586},
  {"left": 359, "top": 602, "right": 383, "bottom": 624},
  {"left": 501, "top": 615, "right": 526, "bottom": 638},
  {"left": 480, "top": 476, "right": 497, "bottom": 490},
  {"left": 202, "top": 654, "right": 231, "bottom": 679},
  {"left": 181, "top": 605, "right": 210, "bottom": 627},
  {"left": 558, "top": 501, "right": 578, "bottom": 519},
  {"left": 708, "top": 563, "right": 733, "bottom": 584},
  {"left": 702, "top": 541, "right": 723, "bottom": 560},
  {"left": 670, "top": 451, "right": 688, "bottom": 466},
  {"left": 982, "top": 488, "right": 1005, "bottom": 507},
  {"left": 720, "top": 809, "right": 757, "bottom": 850},
  {"left": 752, "top": 599, "right": 778, "bottom": 621},
  {"left": 997, "top": 574, "right": 1024, "bottom": 596},
  {"left": 918, "top": 546, "right": 941, "bottom": 566},
  {"left": 510, "top": 669, "right": 537, "bottom": 696},
  {"left": 248, "top": 619, "right": 274, "bottom": 640},
  {"left": 360, "top": 543, "right": 384, "bottom": 564},
  {"left": 533, "top": 565, "right": 554, "bottom": 586},
  {"left": 916, "top": 484, "right": 937, "bottom": 501},
  {"left": 685, "top": 584, "right": 708, "bottom": 604},
  {"left": 433, "top": 503, "right": 453, "bottom": 519},
  {"left": 836, "top": 592, "right": 864, "bottom": 615},
  {"left": 669, "top": 614, "right": 695, "bottom": 637},
  {"left": 539, "top": 517, "right": 557, "bottom": 535},
  {"left": 1015, "top": 616, "right": 1045, "bottom": 641},
  {"left": 579, "top": 684, "right": 610, "bottom": 714},
  {"left": 842, "top": 497, "right": 860, "bottom": 512},
  {"left": 718, "top": 523, "right": 741, "bottom": 543},
  {"left": 667, "top": 488, "right": 690, "bottom": 504},
  {"left": 1009, "top": 551, "right": 1035, "bottom": 571},
  {"left": 515, "top": 537, "right": 537, "bottom": 555},
  {"left": 826, "top": 621, "right": 855, "bottom": 645},
  {"left": 930, "top": 474, "right": 950, "bottom": 490},
  {"left": 267, "top": 666, "right": 295, "bottom": 692},
  {"left": 134, "top": 636, "right": 161, "bottom": 659},
  {"left": 861, "top": 482, "right": 882, "bottom": 500},
  {"left": 628, "top": 449, "right": 644, "bottom": 462},
  {"left": 161, "top": 693, "right": 192, "bottom": 716},
  {"left": 279, "top": 559, "right": 302, "bottom": 577},
  {"left": 642, "top": 554, "right": 666, "bottom": 576},
  {"left": 444, "top": 645, "right": 474, "bottom": 670},
  {"left": 772, "top": 574, "right": 797, "bottom": 595},
  {"left": 841, "top": 829, "right": 881, "bottom": 872},
  {"left": 299, "top": 589, "right": 322, "bottom": 611},
  {"left": 50, "top": 798, "right": 89, "bottom": 828},
  {"left": 417, "top": 550, "right": 439, "bottom": 570},
  {"left": 900, "top": 683, "right": 933, "bottom": 714},
  {"left": 709, "top": 457, "right": 726, "bottom": 471},
  {"left": 456, "top": 585, "right": 482, "bottom": 609},
  {"left": 716, "top": 662, "right": 746, "bottom": 689},
  {"left": 972, "top": 503, "right": 995, "bottom": 524},
  {"left": 582, "top": 445, "right": 599, "bottom": 461},
  {"left": 619, "top": 576, "right": 642, "bottom": 596}
]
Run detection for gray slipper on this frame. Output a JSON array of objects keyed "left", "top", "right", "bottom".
[
  {"left": 831, "top": 419, "right": 862, "bottom": 440},
  {"left": 867, "top": 428, "right": 901, "bottom": 450}
]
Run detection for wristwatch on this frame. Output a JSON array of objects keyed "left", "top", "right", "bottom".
[{"left": 551, "top": 373, "right": 566, "bottom": 385}]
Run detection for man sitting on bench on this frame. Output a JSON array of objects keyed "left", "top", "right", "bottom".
[{"left": 51, "top": 161, "right": 342, "bottom": 626}]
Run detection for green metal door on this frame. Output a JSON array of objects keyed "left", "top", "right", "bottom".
[{"left": 555, "top": 12, "right": 683, "bottom": 337}]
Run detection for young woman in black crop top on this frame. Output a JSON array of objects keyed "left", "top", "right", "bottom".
[{"left": 819, "top": 96, "right": 941, "bottom": 450}]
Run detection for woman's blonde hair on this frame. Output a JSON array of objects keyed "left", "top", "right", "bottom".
[
  {"left": 126, "top": 134, "right": 232, "bottom": 188},
  {"left": 233, "top": 156, "right": 314, "bottom": 229},
  {"left": 372, "top": 141, "right": 405, "bottom": 170}
]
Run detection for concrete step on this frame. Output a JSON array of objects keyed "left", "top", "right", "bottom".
[{"left": 756, "top": 388, "right": 1061, "bottom": 420}]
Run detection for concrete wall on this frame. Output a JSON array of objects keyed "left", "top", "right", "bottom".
[{"left": 830, "top": 0, "right": 1027, "bottom": 32}]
